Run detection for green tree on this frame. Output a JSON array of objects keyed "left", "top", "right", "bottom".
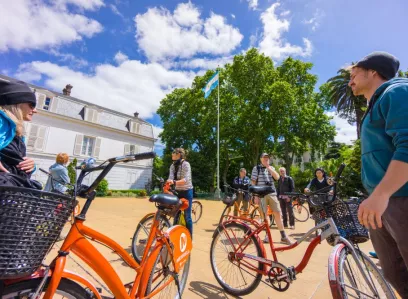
[
  {"left": 67, "top": 158, "right": 78, "bottom": 185},
  {"left": 324, "top": 68, "right": 366, "bottom": 138},
  {"left": 324, "top": 141, "right": 348, "bottom": 160}
]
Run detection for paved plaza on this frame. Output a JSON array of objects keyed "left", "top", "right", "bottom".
[{"left": 51, "top": 197, "right": 381, "bottom": 299}]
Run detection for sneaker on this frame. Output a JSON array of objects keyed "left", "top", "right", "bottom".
[
  {"left": 263, "top": 236, "right": 269, "bottom": 244},
  {"left": 281, "top": 237, "right": 292, "bottom": 245},
  {"left": 290, "top": 225, "right": 295, "bottom": 230}
]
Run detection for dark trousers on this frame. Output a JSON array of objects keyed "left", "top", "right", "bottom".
[
  {"left": 174, "top": 189, "right": 193, "bottom": 238},
  {"left": 279, "top": 197, "right": 295, "bottom": 227},
  {"left": 369, "top": 197, "right": 408, "bottom": 298}
]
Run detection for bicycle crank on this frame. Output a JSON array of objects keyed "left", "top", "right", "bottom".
[{"left": 267, "top": 262, "right": 291, "bottom": 292}]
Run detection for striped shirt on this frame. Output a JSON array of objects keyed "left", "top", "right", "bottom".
[
  {"left": 251, "top": 165, "right": 277, "bottom": 194},
  {"left": 168, "top": 160, "right": 193, "bottom": 191}
]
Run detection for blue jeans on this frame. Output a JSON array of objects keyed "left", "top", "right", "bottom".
[{"left": 174, "top": 189, "right": 193, "bottom": 238}]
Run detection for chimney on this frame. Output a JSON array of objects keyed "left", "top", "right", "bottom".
[
  {"left": 62, "top": 84, "right": 73, "bottom": 96},
  {"left": 134, "top": 112, "right": 139, "bottom": 118}
]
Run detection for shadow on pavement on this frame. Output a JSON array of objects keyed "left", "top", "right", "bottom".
[{"left": 188, "top": 281, "right": 242, "bottom": 299}]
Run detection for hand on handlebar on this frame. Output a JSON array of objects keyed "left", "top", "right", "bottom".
[{"left": 304, "top": 188, "right": 311, "bottom": 193}]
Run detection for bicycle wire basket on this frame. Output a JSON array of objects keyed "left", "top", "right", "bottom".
[
  {"left": 222, "top": 187, "right": 236, "bottom": 206},
  {"left": 312, "top": 196, "right": 369, "bottom": 246},
  {"left": 0, "top": 186, "right": 76, "bottom": 279}
]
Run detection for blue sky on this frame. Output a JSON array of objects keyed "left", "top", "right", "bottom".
[{"left": 1, "top": 0, "right": 407, "bottom": 154}]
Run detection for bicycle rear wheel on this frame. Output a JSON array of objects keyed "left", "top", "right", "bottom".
[
  {"left": 144, "top": 246, "right": 190, "bottom": 299},
  {"left": 292, "top": 204, "right": 309, "bottom": 222},
  {"left": 330, "top": 246, "right": 396, "bottom": 299},
  {"left": 250, "top": 206, "right": 262, "bottom": 222},
  {"left": 191, "top": 200, "right": 203, "bottom": 224},
  {"left": 210, "top": 222, "right": 264, "bottom": 296},
  {"left": 131, "top": 213, "right": 171, "bottom": 263}
]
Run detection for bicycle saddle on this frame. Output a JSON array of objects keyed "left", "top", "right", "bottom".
[
  {"left": 249, "top": 186, "right": 274, "bottom": 197},
  {"left": 149, "top": 193, "right": 180, "bottom": 206}
]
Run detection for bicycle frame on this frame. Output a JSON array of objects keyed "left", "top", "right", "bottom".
[{"left": 220, "top": 215, "right": 378, "bottom": 292}]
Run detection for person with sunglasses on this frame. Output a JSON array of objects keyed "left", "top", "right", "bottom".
[
  {"left": 167, "top": 148, "right": 194, "bottom": 237},
  {"left": 0, "top": 78, "right": 39, "bottom": 188}
]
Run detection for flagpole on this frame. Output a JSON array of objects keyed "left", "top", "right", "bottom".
[{"left": 216, "top": 69, "right": 220, "bottom": 199}]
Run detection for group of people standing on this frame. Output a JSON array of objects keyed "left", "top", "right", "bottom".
[{"left": 231, "top": 152, "right": 333, "bottom": 245}]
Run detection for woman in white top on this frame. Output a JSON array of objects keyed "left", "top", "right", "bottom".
[{"left": 167, "top": 148, "right": 194, "bottom": 237}]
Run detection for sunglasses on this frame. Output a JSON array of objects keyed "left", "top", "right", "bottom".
[
  {"left": 172, "top": 151, "right": 180, "bottom": 154},
  {"left": 28, "top": 103, "right": 36, "bottom": 109}
]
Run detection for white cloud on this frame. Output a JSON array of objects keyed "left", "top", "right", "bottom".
[
  {"left": 114, "top": 51, "right": 129, "bottom": 64},
  {"left": 15, "top": 59, "right": 195, "bottom": 119},
  {"left": 303, "top": 9, "right": 325, "bottom": 31},
  {"left": 134, "top": 2, "right": 243, "bottom": 62},
  {"left": 152, "top": 125, "right": 165, "bottom": 150},
  {"left": 49, "top": 49, "right": 88, "bottom": 68},
  {"left": 109, "top": 4, "right": 124, "bottom": 18},
  {"left": 169, "top": 55, "right": 234, "bottom": 70},
  {"left": 247, "top": 0, "right": 258, "bottom": 10},
  {"left": 258, "top": 3, "right": 312, "bottom": 60},
  {"left": 231, "top": 14, "right": 236, "bottom": 19},
  {"left": 280, "top": 10, "right": 290, "bottom": 17},
  {"left": 54, "top": 0, "right": 104, "bottom": 11},
  {"left": 0, "top": 0, "right": 103, "bottom": 52},
  {"left": 326, "top": 112, "right": 357, "bottom": 145}
]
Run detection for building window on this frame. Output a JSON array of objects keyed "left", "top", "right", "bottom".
[
  {"left": 74, "top": 134, "right": 101, "bottom": 157},
  {"left": 124, "top": 144, "right": 140, "bottom": 155},
  {"left": 34, "top": 92, "right": 58, "bottom": 111},
  {"left": 129, "top": 121, "right": 140, "bottom": 134},
  {"left": 85, "top": 107, "right": 99, "bottom": 123},
  {"left": 26, "top": 124, "right": 48, "bottom": 152},
  {"left": 43, "top": 97, "right": 51, "bottom": 110}
]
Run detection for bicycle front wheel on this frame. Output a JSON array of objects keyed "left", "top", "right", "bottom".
[
  {"left": 144, "top": 246, "right": 190, "bottom": 299},
  {"left": 2, "top": 278, "right": 89, "bottom": 299},
  {"left": 131, "top": 213, "right": 171, "bottom": 263},
  {"left": 219, "top": 205, "right": 232, "bottom": 224},
  {"left": 330, "top": 246, "right": 396, "bottom": 299},
  {"left": 292, "top": 204, "right": 309, "bottom": 222},
  {"left": 191, "top": 200, "right": 203, "bottom": 224},
  {"left": 210, "top": 222, "right": 264, "bottom": 296}
]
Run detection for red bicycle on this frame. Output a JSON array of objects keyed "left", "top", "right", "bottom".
[{"left": 210, "top": 164, "right": 396, "bottom": 298}]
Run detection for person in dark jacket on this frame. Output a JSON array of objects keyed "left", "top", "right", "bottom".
[
  {"left": 232, "top": 168, "right": 250, "bottom": 216},
  {"left": 277, "top": 167, "right": 295, "bottom": 229},
  {"left": 304, "top": 168, "right": 333, "bottom": 215},
  {"left": 0, "top": 78, "right": 38, "bottom": 188},
  {"left": 349, "top": 51, "right": 408, "bottom": 297}
]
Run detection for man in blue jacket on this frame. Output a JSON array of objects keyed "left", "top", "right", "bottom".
[{"left": 349, "top": 51, "right": 408, "bottom": 297}]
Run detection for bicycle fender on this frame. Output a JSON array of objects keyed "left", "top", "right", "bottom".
[
  {"left": 328, "top": 243, "right": 345, "bottom": 299},
  {"left": 1, "top": 269, "right": 102, "bottom": 299},
  {"left": 166, "top": 225, "right": 192, "bottom": 272}
]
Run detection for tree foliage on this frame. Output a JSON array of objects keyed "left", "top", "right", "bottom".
[{"left": 157, "top": 48, "right": 335, "bottom": 191}]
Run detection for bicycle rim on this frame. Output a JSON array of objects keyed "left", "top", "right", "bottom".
[
  {"left": 292, "top": 204, "right": 309, "bottom": 222},
  {"left": 145, "top": 246, "right": 190, "bottom": 299},
  {"left": 210, "top": 222, "right": 263, "bottom": 296},
  {"left": 132, "top": 214, "right": 171, "bottom": 263},
  {"left": 336, "top": 247, "right": 395, "bottom": 299},
  {"left": 191, "top": 201, "right": 202, "bottom": 224}
]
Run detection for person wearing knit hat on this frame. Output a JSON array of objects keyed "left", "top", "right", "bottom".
[
  {"left": 0, "top": 77, "right": 39, "bottom": 188},
  {"left": 349, "top": 51, "right": 408, "bottom": 298}
]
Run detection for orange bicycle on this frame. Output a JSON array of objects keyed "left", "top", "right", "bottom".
[
  {"left": 210, "top": 164, "right": 396, "bottom": 298},
  {"left": 0, "top": 152, "right": 192, "bottom": 298}
]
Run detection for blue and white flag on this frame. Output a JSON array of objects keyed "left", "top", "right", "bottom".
[{"left": 202, "top": 71, "right": 219, "bottom": 99}]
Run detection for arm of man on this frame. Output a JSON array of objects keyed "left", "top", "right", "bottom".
[
  {"left": 359, "top": 87, "right": 408, "bottom": 229},
  {"left": 266, "top": 166, "right": 280, "bottom": 181}
]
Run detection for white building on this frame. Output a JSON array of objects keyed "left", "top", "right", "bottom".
[{"left": 0, "top": 75, "right": 155, "bottom": 190}]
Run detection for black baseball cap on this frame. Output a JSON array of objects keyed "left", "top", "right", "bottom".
[{"left": 354, "top": 51, "right": 400, "bottom": 80}]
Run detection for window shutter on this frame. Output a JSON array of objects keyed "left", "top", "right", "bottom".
[
  {"left": 124, "top": 144, "right": 130, "bottom": 155},
  {"left": 34, "top": 126, "right": 47, "bottom": 151},
  {"left": 49, "top": 97, "right": 58, "bottom": 112},
  {"left": 35, "top": 93, "right": 46, "bottom": 110},
  {"left": 27, "top": 125, "right": 39, "bottom": 151},
  {"left": 93, "top": 138, "right": 101, "bottom": 158},
  {"left": 131, "top": 121, "right": 140, "bottom": 134},
  {"left": 93, "top": 111, "right": 99, "bottom": 123},
  {"left": 74, "top": 134, "right": 83, "bottom": 156}
]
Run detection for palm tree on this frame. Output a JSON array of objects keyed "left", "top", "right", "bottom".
[{"left": 326, "top": 68, "right": 366, "bottom": 139}]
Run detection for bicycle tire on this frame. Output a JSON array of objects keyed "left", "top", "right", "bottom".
[
  {"left": 250, "top": 206, "right": 262, "bottom": 222},
  {"left": 331, "top": 246, "right": 396, "bottom": 299},
  {"left": 131, "top": 213, "right": 171, "bottom": 264},
  {"left": 219, "top": 205, "right": 232, "bottom": 224},
  {"left": 292, "top": 204, "right": 309, "bottom": 222},
  {"left": 191, "top": 200, "right": 203, "bottom": 224},
  {"left": 2, "top": 277, "right": 89, "bottom": 299},
  {"left": 210, "top": 222, "right": 264, "bottom": 296},
  {"left": 144, "top": 246, "right": 190, "bottom": 298}
]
